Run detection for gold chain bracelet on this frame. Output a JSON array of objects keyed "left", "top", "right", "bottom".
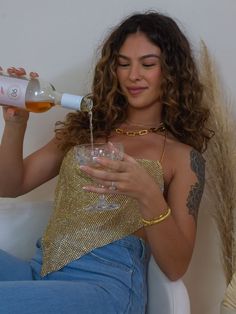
[{"left": 142, "top": 207, "right": 171, "bottom": 227}]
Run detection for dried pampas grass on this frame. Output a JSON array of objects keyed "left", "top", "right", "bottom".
[
  {"left": 222, "top": 271, "right": 236, "bottom": 310},
  {"left": 199, "top": 41, "right": 236, "bottom": 285}
]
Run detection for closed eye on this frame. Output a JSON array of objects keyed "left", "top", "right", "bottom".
[
  {"left": 143, "top": 64, "right": 156, "bottom": 67},
  {"left": 117, "top": 63, "right": 130, "bottom": 67}
]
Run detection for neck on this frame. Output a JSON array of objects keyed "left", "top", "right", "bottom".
[
  {"left": 126, "top": 119, "right": 161, "bottom": 128},
  {"left": 126, "top": 105, "right": 163, "bottom": 128}
]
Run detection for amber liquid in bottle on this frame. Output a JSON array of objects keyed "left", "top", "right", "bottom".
[{"left": 25, "top": 101, "right": 55, "bottom": 113}]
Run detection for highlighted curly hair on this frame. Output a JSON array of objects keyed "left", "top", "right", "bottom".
[{"left": 56, "top": 11, "right": 213, "bottom": 152}]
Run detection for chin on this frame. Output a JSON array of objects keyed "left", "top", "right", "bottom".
[{"left": 126, "top": 96, "right": 145, "bottom": 107}]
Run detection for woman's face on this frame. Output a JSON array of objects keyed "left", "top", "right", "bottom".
[{"left": 116, "top": 32, "right": 162, "bottom": 112}]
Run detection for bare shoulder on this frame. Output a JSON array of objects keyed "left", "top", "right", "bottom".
[
  {"left": 44, "top": 136, "right": 66, "bottom": 155},
  {"left": 163, "top": 134, "right": 205, "bottom": 182}
]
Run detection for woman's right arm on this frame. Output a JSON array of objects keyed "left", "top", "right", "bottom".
[{"left": 0, "top": 107, "right": 65, "bottom": 197}]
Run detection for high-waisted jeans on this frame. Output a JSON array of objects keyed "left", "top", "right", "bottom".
[{"left": 0, "top": 235, "right": 149, "bottom": 314}]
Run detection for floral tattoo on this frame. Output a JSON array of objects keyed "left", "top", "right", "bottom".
[{"left": 186, "top": 149, "right": 205, "bottom": 222}]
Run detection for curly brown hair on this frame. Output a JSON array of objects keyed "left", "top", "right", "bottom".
[{"left": 55, "top": 11, "right": 213, "bottom": 153}]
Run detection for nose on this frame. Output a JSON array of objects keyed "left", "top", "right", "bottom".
[{"left": 128, "top": 64, "right": 142, "bottom": 81}]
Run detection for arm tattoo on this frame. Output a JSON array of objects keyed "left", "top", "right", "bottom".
[{"left": 186, "top": 149, "right": 205, "bottom": 222}]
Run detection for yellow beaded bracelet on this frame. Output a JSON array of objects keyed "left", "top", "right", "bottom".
[{"left": 142, "top": 207, "right": 171, "bottom": 227}]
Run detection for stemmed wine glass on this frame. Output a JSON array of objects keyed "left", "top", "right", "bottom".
[{"left": 75, "top": 142, "right": 124, "bottom": 211}]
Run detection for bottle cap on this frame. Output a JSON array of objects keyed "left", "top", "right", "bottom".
[{"left": 61, "top": 93, "right": 84, "bottom": 110}]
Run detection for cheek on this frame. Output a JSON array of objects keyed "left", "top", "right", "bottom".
[
  {"left": 116, "top": 69, "right": 124, "bottom": 83},
  {"left": 116, "top": 71, "right": 127, "bottom": 91},
  {"left": 150, "top": 71, "right": 162, "bottom": 88}
]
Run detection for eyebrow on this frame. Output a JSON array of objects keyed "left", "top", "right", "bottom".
[{"left": 117, "top": 54, "right": 160, "bottom": 60}]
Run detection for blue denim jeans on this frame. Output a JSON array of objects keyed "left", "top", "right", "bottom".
[{"left": 0, "top": 235, "right": 149, "bottom": 314}]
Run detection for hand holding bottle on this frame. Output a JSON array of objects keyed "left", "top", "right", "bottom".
[
  {"left": 1, "top": 67, "right": 38, "bottom": 123},
  {"left": 1, "top": 66, "right": 41, "bottom": 115},
  {"left": 0, "top": 66, "right": 93, "bottom": 113},
  {"left": 2, "top": 106, "right": 29, "bottom": 124}
]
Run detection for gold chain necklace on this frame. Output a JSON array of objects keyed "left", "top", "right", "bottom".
[{"left": 115, "top": 122, "right": 165, "bottom": 137}]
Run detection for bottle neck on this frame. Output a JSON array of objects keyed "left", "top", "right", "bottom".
[
  {"left": 60, "top": 93, "right": 84, "bottom": 110},
  {"left": 60, "top": 93, "right": 92, "bottom": 111}
]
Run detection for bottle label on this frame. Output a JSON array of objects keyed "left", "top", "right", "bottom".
[{"left": 0, "top": 76, "right": 28, "bottom": 108}]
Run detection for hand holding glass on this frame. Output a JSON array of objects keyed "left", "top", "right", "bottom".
[{"left": 75, "top": 143, "right": 124, "bottom": 211}]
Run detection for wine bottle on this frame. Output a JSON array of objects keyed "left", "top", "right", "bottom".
[{"left": 0, "top": 74, "right": 93, "bottom": 113}]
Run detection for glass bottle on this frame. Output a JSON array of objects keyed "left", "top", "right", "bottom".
[{"left": 0, "top": 74, "right": 93, "bottom": 113}]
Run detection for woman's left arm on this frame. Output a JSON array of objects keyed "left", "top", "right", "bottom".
[{"left": 141, "top": 147, "right": 205, "bottom": 280}]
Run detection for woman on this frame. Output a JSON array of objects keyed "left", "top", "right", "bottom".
[{"left": 0, "top": 11, "right": 212, "bottom": 314}]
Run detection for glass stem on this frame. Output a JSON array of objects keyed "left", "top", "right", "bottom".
[{"left": 98, "top": 185, "right": 108, "bottom": 206}]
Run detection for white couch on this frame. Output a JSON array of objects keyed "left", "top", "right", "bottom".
[{"left": 0, "top": 200, "right": 191, "bottom": 314}]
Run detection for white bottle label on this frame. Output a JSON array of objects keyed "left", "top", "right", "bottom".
[{"left": 0, "top": 76, "right": 28, "bottom": 108}]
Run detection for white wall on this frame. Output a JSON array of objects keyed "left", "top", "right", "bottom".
[{"left": 0, "top": 1, "right": 235, "bottom": 313}]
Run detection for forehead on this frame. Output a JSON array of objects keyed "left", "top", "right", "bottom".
[{"left": 118, "top": 32, "right": 161, "bottom": 56}]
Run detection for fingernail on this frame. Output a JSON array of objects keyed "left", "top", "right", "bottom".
[
  {"left": 29, "top": 72, "right": 39, "bottom": 78},
  {"left": 18, "top": 68, "right": 26, "bottom": 75}
]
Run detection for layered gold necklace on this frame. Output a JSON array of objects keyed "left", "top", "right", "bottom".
[{"left": 115, "top": 122, "right": 165, "bottom": 137}]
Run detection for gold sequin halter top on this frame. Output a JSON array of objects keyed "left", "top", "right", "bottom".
[{"left": 41, "top": 144, "right": 165, "bottom": 276}]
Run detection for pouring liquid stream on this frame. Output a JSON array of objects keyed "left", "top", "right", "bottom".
[{"left": 88, "top": 110, "right": 94, "bottom": 151}]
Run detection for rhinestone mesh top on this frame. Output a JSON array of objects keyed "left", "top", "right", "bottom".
[{"left": 41, "top": 147, "right": 164, "bottom": 276}]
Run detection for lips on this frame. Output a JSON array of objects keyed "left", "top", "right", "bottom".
[{"left": 127, "top": 86, "right": 147, "bottom": 95}]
